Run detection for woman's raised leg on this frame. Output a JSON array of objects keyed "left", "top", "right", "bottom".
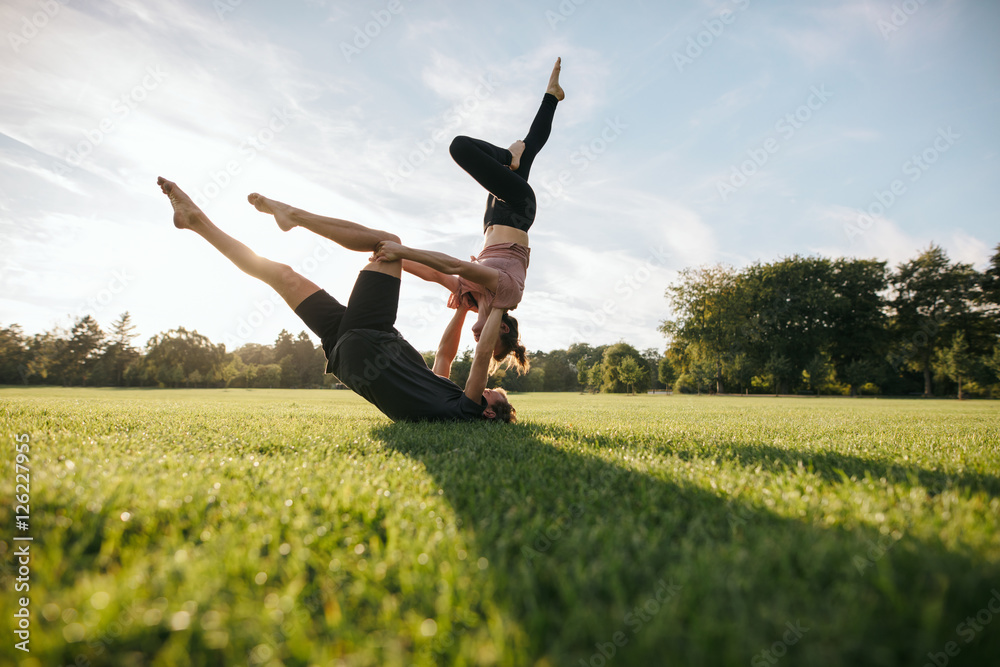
[
  {"left": 449, "top": 134, "right": 534, "bottom": 205},
  {"left": 247, "top": 193, "right": 399, "bottom": 253},
  {"left": 512, "top": 58, "right": 564, "bottom": 180},
  {"left": 157, "top": 177, "right": 321, "bottom": 310}
]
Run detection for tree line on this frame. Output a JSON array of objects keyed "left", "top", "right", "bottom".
[
  {"left": 0, "top": 313, "right": 662, "bottom": 393},
  {"left": 661, "top": 244, "right": 1000, "bottom": 398},
  {"left": 2, "top": 243, "right": 996, "bottom": 397}
]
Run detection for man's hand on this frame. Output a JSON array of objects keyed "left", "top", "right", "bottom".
[{"left": 373, "top": 240, "right": 406, "bottom": 262}]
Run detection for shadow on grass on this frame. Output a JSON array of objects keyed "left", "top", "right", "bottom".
[
  {"left": 371, "top": 421, "right": 1000, "bottom": 667},
  {"left": 638, "top": 435, "right": 1000, "bottom": 499}
]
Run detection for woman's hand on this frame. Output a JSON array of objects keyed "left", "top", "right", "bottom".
[{"left": 373, "top": 240, "right": 406, "bottom": 263}]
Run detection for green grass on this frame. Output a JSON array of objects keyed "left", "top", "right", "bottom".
[{"left": 1, "top": 388, "right": 999, "bottom": 666}]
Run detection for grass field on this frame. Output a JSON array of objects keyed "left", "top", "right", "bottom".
[{"left": 1, "top": 388, "right": 999, "bottom": 666}]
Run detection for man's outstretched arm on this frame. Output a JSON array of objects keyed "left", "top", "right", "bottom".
[
  {"left": 463, "top": 308, "right": 504, "bottom": 402},
  {"left": 432, "top": 306, "right": 469, "bottom": 378}
]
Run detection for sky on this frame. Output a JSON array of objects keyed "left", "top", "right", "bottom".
[{"left": 1, "top": 0, "right": 998, "bottom": 356}]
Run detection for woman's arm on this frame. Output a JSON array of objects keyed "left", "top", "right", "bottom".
[
  {"left": 402, "top": 259, "right": 460, "bottom": 293},
  {"left": 463, "top": 308, "right": 504, "bottom": 402},
  {"left": 375, "top": 241, "right": 499, "bottom": 293},
  {"left": 432, "top": 307, "right": 469, "bottom": 378}
]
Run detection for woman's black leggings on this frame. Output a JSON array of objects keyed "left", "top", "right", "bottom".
[{"left": 449, "top": 93, "right": 559, "bottom": 232}]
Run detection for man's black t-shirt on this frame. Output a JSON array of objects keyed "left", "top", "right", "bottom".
[{"left": 331, "top": 329, "right": 486, "bottom": 422}]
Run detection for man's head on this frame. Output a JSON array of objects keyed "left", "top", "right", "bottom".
[{"left": 481, "top": 387, "right": 516, "bottom": 423}]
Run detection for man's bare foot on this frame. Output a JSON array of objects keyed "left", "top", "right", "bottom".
[
  {"left": 247, "top": 193, "right": 297, "bottom": 231},
  {"left": 157, "top": 177, "right": 208, "bottom": 230},
  {"left": 508, "top": 140, "right": 526, "bottom": 171},
  {"left": 546, "top": 57, "right": 565, "bottom": 101}
]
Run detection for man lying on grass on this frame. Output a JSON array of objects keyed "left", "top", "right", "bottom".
[{"left": 156, "top": 177, "right": 516, "bottom": 423}]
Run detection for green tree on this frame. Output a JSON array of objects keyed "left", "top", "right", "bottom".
[
  {"left": 256, "top": 363, "right": 282, "bottom": 388},
  {"left": 145, "top": 327, "right": 226, "bottom": 388},
  {"left": 601, "top": 343, "right": 649, "bottom": 393},
  {"left": 0, "top": 324, "right": 29, "bottom": 384},
  {"left": 890, "top": 245, "right": 983, "bottom": 396},
  {"left": 101, "top": 312, "right": 140, "bottom": 386},
  {"left": 661, "top": 265, "right": 746, "bottom": 393},
  {"left": 586, "top": 361, "right": 603, "bottom": 393},
  {"left": 935, "top": 331, "right": 976, "bottom": 399},
  {"left": 764, "top": 352, "right": 793, "bottom": 396},
  {"left": 541, "top": 349, "right": 577, "bottom": 392},
  {"left": 618, "top": 356, "right": 645, "bottom": 395},
  {"left": 825, "top": 259, "right": 890, "bottom": 396},
  {"left": 222, "top": 354, "right": 248, "bottom": 388},
  {"left": 54, "top": 316, "right": 105, "bottom": 386},
  {"left": 657, "top": 356, "right": 677, "bottom": 391}
]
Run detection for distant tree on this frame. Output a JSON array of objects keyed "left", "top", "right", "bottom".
[
  {"left": 981, "top": 243, "right": 1000, "bottom": 323},
  {"left": 825, "top": 259, "right": 890, "bottom": 396},
  {"left": 222, "top": 354, "right": 248, "bottom": 388},
  {"left": 541, "top": 349, "right": 577, "bottom": 392},
  {"left": 662, "top": 264, "right": 746, "bottom": 394},
  {"left": 576, "top": 356, "right": 591, "bottom": 391},
  {"left": 586, "top": 361, "right": 603, "bottom": 393},
  {"left": 101, "top": 312, "right": 140, "bottom": 386},
  {"left": 235, "top": 342, "right": 274, "bottom": 366},
  {"left": 890, "top": 245, "right": 983, "bottom": 396},
  {"left": 727, "top": 352, "right": 755, "bottom": 395},
  {"left": 449, "top": 349, "right": 474, "bottom": 389},
  {"left": 256, "top": 363, "right": 282, "bottom": 388},
  {"left": 601, "top": 343, "right": 649, "bottom": 393},
  {"left": 618, "top": 356, "right": 644, "bottom": 395},
  {"left": 803, "top": 353, "right": 834, "bottom": 394},
  {"left": 843, "top": 359, "right": 883, "bottom": 397},
  {"left": 642, "top": 348, "right": 664, "bottom": 390},
  {"left": 764, "top": 352, "right": 793, "bottom": 396},
  {"left": 0, "top": 324, "right": 29, "bottom": 384},
  {"left": 657, "top": 356, "right": 677, "bottom": 391},
  {"left": 54, "top": 316, "right": 105, "bottom": 386},
  {"left": 144, "top": 327, "right": 226, "bottom": 388},
  {"left": 935, "top": 331, "right": 976, "bottom": 400}
]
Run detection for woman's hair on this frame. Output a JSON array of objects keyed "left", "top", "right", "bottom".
[{"left": 491, "top": 312, "right": 530, "bottom": 376}]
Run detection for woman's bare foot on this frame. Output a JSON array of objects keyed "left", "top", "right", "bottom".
[
  {"left": 157, "top": 177, "right": 208, "bottom": 230},
  {"left": 247, "top": 193, "right": 297, "bottom": 231},
  {"left": 508, "top": 140, "right": 526, "bottom": 171},
  {"left": 546, "top": 57, "right": 565, "bottom": 101}
]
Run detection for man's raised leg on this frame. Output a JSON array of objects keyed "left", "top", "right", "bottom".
[
  {"left": 157, "top": 177, "right": 321, "bottom": 310},
  {"left": 247, "top": 193, "right": 399, "bottom": 254}
]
